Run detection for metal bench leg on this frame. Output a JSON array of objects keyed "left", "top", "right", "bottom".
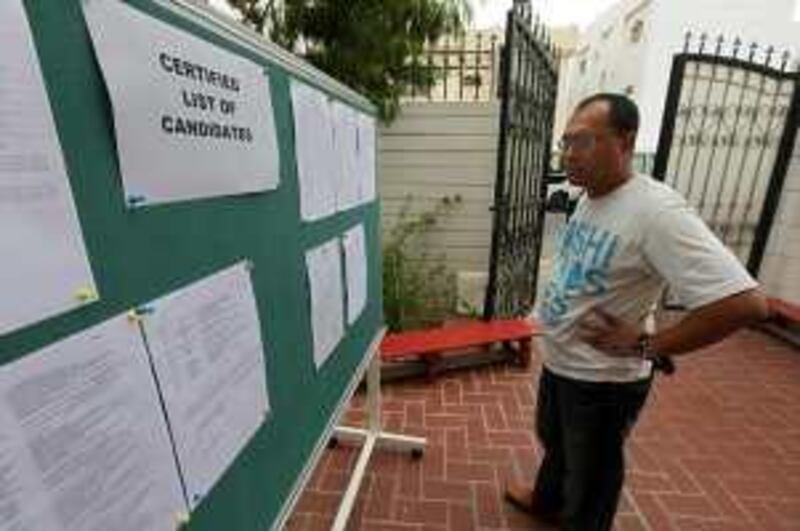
[{"left": 423, "top": 352, "right": 445, "bottom": 381}]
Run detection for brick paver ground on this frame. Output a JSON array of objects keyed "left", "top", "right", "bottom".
[{"left": 287, "top": 330, "right": 800, "bottom": 530}]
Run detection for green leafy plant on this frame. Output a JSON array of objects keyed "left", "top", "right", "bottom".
[
  {"left": 383, "top": 194, "right": 462, "bottom": 331},
  {"left": 225, "top": 0, "right": 470, "bottom": 121},
  {"left": 457, "top": 297, "right": 482, "bottom": 319}
]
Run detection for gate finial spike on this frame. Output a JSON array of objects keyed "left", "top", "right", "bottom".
[
  {"left": 749, "top": 41, "right": 758, "bottom": 61},
  {"left": 779, "top": 50, "right": 791, "bottom": 71},
  {"left": 715, "top": 34, "right": 724, "bottom": 56},
  {"left": 684, "top": 30, "right": 692, "bottom": 52},
  {"left": 765, "top": 45, "right": 775, "bottom": 67},
  {"left": 733, "top": 37, "right": 742, "bottom": 58},
  {"left": 699, "top": 32, "right": 708, "bottom": 53}
]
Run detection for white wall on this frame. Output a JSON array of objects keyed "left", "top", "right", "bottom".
[
  {"left": 379, "top": 102, "right": 500, "bottom": 274},
  {"left": 554, "top": 52, "right": 579, "bottom": 140},
  {"left": 759, "top": 130, "right": 800, "bottom": 305},
  {"left": 551, "top": 25, "right": 582, "bottom": 142}
]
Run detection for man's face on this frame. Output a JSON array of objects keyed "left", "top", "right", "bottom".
[{"left": 560, "top": 101, "right": 633, "bottom": 190}]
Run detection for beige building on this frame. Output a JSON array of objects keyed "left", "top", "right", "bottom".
[
  {"left": 549, "top": 26, "right": 581, "bottom": 142},
  {"left": 560, "top": 0, "right": 799, "bottom": 152}
]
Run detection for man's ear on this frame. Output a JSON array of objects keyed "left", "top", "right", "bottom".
[{"left": 623, "top": 131, "right": 637, "bottom": 153}]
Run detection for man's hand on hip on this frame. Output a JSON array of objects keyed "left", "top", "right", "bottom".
[{"left": 577, "top": 308, "right": 642, "bottom": 358}]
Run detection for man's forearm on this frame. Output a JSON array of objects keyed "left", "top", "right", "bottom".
[{"left": 651, "top": 289, "right": 769, "bottom": 357}]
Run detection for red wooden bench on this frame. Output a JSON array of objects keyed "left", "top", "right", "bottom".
[{"left": 380, "top": 318, "right": 541, "bottom": 378}]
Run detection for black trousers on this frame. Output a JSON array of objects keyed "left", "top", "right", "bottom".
[{"left": 533, "top": 368, "right": 651, "bottom": 531}]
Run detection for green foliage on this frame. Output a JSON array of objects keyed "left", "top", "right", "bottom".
[
  {"left": 457, "top": 296, "right": 482, "bottom": 319},
  {"left": 383, "top": 194, "right": 462, "bottom": 331},
  {"left": 225, "top": 0, "right": 470, "bottom": 121}
]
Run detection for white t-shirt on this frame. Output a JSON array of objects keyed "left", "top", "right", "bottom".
[{"left": 534, "top": 174, "right": 758, "bottom": 383}]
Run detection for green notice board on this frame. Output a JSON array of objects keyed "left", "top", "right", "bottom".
[{"left": 0, "top": 0, "right": 382, "bottom": 529}]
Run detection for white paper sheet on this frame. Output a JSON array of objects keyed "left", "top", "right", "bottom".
[
  {"left": 141, "top": 262, "right": 270, "bottom": 509},
  {"left": 82, "top": 0, "right": 280, "bottom": 206},
  {"left": 332, "top": 101, "right": 361, "bottom": 212},
  {"left": 306, "top": 239, "right": 345, "bottom": 368},
  {"left": 342, "top": 224, "right": 368, "bottom": 325},
  {"left": 357, "top": 113, "right": 377, "bottom": 205},
  {"left": 290, "top": 81, "right": 338, "bottom": 221},
  {"left": 0, "top": 314, "right": 187, "bottom": 531},
  {"left": 0, "top": 0, "right": 97, "bottom": 337}
]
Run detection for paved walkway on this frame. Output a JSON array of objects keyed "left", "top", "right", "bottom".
[{"left": 287, "top": 330, "right": 800, "bottom": 530}]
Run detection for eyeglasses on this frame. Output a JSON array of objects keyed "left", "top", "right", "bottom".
[
  {"left": 558, "top": 130, "right": 628, "bottom": 152},
  {"left": 557, "top": 133, "right": 598, "bottom": 152}
]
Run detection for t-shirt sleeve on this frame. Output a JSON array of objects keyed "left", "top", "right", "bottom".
[{"left": 642, "top": 201, "right": 758, "bottom": 310}]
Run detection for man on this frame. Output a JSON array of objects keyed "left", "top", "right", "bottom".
[{"left": 505, "top": 93, "right": 769, "bottom": 530}]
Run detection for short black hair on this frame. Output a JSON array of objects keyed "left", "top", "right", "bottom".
[{"left": 576, "top": 93, "right": 640, "bottom": 135}]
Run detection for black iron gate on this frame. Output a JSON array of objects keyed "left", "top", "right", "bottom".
[
  {"left": 654, "top": 33, "right": 800, "bottom": 275},
  {"left": 483, "top": 1, "right": 559, "bottom": 319}
]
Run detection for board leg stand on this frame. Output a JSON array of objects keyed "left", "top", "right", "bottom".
[{"left": 330, "top": 353, "right": 427, "bottom": 531}]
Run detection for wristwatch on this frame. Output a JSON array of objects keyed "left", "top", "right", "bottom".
[
  {"left": 637, "top": 332, "right": 654, "bottom": 359},
  {"left": 637, "top": 333, "right": 676, "bottom": 375}
]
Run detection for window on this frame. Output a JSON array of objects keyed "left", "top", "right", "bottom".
[{"left": 630, "top": 20, "right": 644, "bottom": 43}]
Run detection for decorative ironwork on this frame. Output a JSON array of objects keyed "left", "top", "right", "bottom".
[
  {"left": 408, "top": 32, "right": 501, "bottom": 102},
  {"left": 653, "top": 33, "right": 800, "bottom": 274},
  {"left": 483, "top": 0, "right": 559, "bottom": 319}
]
